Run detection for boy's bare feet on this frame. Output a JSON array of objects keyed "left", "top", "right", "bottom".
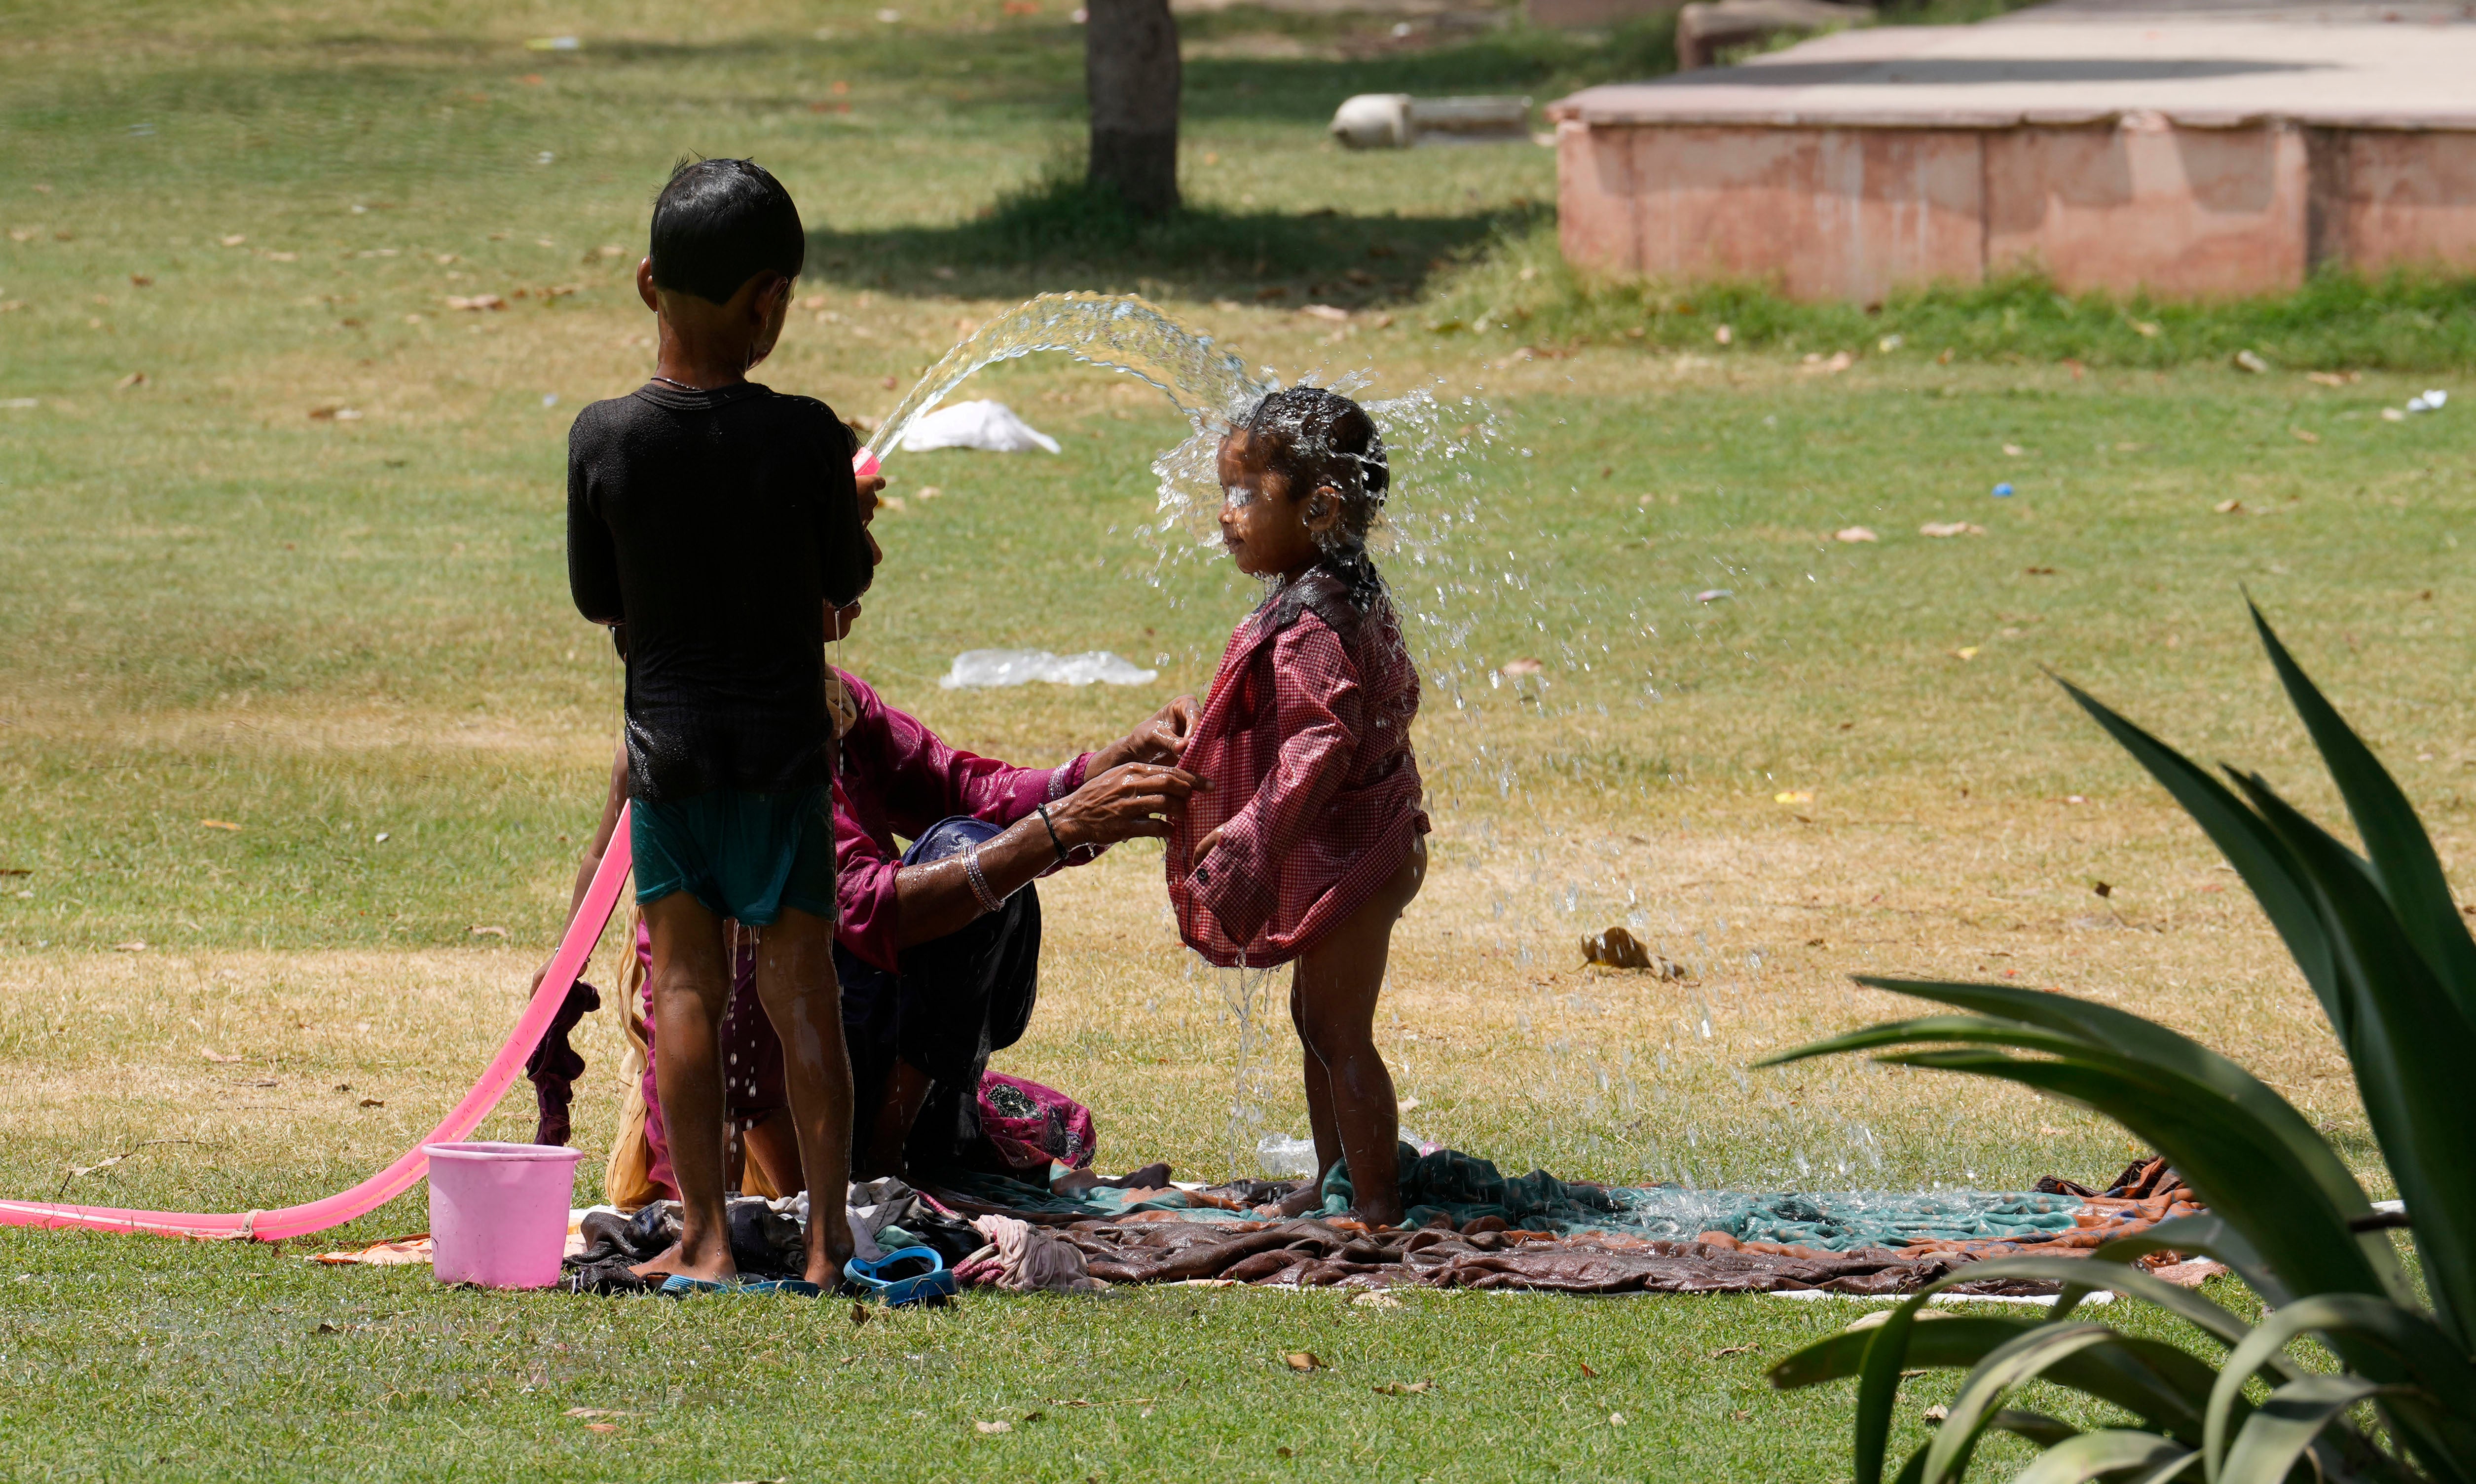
[{"left": 629, "top": 1229, "right": 737, "bottom": 1285}]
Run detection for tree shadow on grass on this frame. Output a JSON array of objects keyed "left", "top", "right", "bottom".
[{"left": 810, "top": 176, "right": 1547, "bottom": 305}]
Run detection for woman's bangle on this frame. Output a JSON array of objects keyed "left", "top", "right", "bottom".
[
  {"left": 1035, "top": 804, "right": 1071, "bottom": 866},
  {"left": 961, "top": 844, "right": 1004, "bottom": 914}
]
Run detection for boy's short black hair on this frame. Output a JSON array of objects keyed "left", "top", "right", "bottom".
[
  {"left": 648, "top": 157, "right": 805, "bottom": 305},
  {"left": 1235, "top": 386, "right": 1389, "bottom": 552}
]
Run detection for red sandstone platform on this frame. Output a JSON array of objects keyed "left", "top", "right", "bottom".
[{"left": 1548, "top": 9, "right": 2476, "bottom": 298}]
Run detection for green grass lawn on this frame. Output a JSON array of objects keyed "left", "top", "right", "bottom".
[{"left": 1, "top": 0, "right": 2471, "bottom": 1478}]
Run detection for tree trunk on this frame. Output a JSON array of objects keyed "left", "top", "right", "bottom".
[{"left": 1085, "top": 0, "right": 1181, "bottom": 216}]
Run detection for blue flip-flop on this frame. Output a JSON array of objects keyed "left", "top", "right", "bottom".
[
  {"left": 844, "top": 1247, "right": 958, "bottom": 1307},
  {"left": 657, "top": 1274, "right": 824, "bottom": 1298}
]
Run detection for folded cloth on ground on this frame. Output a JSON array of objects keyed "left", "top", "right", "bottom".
[{"left": 967, "top": 1213, "right": 1108, "bottom": 1293}]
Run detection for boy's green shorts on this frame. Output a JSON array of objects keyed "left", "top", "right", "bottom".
[{"left": 630, "top": 786, "right": 837, "bottom": 928}]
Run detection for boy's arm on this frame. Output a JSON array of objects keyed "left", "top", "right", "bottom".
[
  {"left": 566, "top": 423, "right": 625, "bottom": 625},
  {"left": 813, "top": 408, "right": 873, "bottom": 610},
  {"left": 1190, "top": 620, "right": 1364, "bottom": 945}
]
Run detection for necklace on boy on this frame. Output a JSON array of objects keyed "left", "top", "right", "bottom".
[{"left": 648, "top": 374, "right": 707, "bottom": 392}]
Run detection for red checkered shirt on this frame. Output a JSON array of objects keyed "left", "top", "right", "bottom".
[{"left": 1167, "top": 566, "right": 1428, "bottom": 968}]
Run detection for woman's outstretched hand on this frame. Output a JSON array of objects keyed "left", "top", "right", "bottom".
[
  {"left": 1090, "top": 696, "right": 1197, "bottom": 775},
  {"left": 1048, "top": 761, "right": 1204, "bottom": 847}
]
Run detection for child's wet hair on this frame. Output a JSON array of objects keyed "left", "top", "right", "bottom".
[
  {"left": 1231, "top": 387, "right": 1389, "bottom": 552},
  {"left": 648, "top": 157, "right": 806, "bottom": 305}
]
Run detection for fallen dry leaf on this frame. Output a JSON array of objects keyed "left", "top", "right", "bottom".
[
  {"left": 563, "top": 1408, "right": 641, "bottom": 1419},
  {"left": 1579, "top": 1361, "right": 1599, "bottom": 1377},
  {"left": 2214, "top": 499, "right": 2245, "bottom": 515},
  {"left": 114, "top": 371, "right": 146, "bottom": 391},
  {"left": 1833, "top": 526, "right": 1878, "bottom": 544},
  {"left": 974, "top": 1420, "right": 1012, "bottom": 1435},
  {"left": 1372, "top": 1380, "right": 1433, "bottom": 1395},
  {"left": 1710, "top": 1343, "right": 1760, "bottom": 1358},
  {"left": 359, "top": 1097, "right": 384, "bottom": 1108},
  {"left": 1301, "top": 304, "right": 1350, "bottom": 323},
  {"left": 1919, "top": 521, "right": 1986, "bottom": 538},
  {"left": 583, "top": 1422, "right": 619, "bottom": 1435},
  {"left": 467, "top": 925, "right": 506, "bottom": 938},
  {"left": 220, "top": 234, "right": 247, "bottom": 247},
  {"left": 1498, "top": 657, "right": 1544, "bottom": 676},
  {"left": 2232, "top": 349, "right": 2269, "bottom": 373},
  {"left": 1282, "top": 1351, "right": 1324, "bottom": 1372},
  {"left": 2305, "top": 370, "right": 2359, "bottom": 387},
  {"left": 2291, "top": 428, "right": 2321, "bottom": 444},
  {"left": 200, "top": 819, "right": 241, "bottom": 831},
  {"left": 1350, "top": 1291, "right": 1402, "bottom": 1309},
  {"left": 200, "top": 1048, "right": 240, "bottom": 1064},
  {"left": 1951, "top": 646, "right": 1980, "bottom": 661},
  {"left": 114, "top": 940, "right": 149, "bottom": 953},
  {"left": 443, "top": 294, "right": 505, "bottom": 312},
  {"left": 1609, "top": 1411, "right": 1628, "bottom": 1426}
]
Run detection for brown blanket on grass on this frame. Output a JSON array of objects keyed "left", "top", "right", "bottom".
[{"left": 934, "top": 1158, "right": 2201, "bottom": 1296}]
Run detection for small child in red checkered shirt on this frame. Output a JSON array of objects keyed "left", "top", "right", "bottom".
[{"left": 1165, "top": 387, "right": 1431, "bottom": 1226}]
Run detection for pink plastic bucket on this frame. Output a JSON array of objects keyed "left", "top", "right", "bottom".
[{"left": 424, "top": 1142, "right": 585, "bottom": 1289}]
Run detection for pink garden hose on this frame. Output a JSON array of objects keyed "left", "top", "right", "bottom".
[
  {"left": 3, "top": 447, "right": 887, "bottom": 1245},
  {"left": 0, "top": 806, "right": 637, "bottom": 1243}
]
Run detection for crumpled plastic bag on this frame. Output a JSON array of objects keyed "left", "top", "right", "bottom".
[
  {"left": 895, "top": 399, "right": 1060, "bottom": 454},
  {"left": 939, "top": 649, "right": 1157, "bottom": 689}
]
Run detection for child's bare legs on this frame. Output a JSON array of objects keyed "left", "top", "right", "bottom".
[
  {"left": 752, "top": 905, "right": 857, "bottom": 1286},
  {"left": 739, "top": 1111, "right": 802, "bottom": 1195},
  {"left": 1285, "top": 837, "right": 1426, "bottom": 1227},
  {"left": 634, "top": 891, "right": 737, "bottom": 1283}
]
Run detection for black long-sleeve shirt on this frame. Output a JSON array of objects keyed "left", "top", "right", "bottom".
[{"left": 567, "top": 381, "right": 872, "bottom": 803}]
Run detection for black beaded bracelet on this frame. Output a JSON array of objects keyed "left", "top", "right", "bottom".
[{"left": 1035, "top": 803, "right": 1070, "bottom": 866}]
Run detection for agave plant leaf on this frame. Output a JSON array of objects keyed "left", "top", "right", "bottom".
[
  {"left": 1942, "top": 1251, "right": 2275, "bottom": 1364},
  {"left": 2079, "top": 1217, "right": 2280, "bottom": 1314},
  {"left": 1874, "top": 1045, "right": 2384, "bottom": 1305},
  {"left": 1991, "top": 1410, "right": 2082, "bottom": 1449},
  {"left": 1778, "top": 979, "right": 2382, "bottom": 1246},
  {"left": 2205, "top": 1293, "right": 2476, "bottom": 1480},
  {"left": 1768, "top": 1314, "right": 2038, "bottom": 1390},
  {"left": 2009, "top": 1430, "right": 2193, "bottom": 1484},
  {"left": 1922, "top": 1325, "right": 2143, "bottom": 1484},
  {"left": 2247, "top": 601, "right": 2476, "bottom": 1028},
  {"left": 2231, "top": 769, "right": 2476, "bottom": 1343},
  {"left": 2055, "top": 675, "right": 2341, "bottom": 1031},
  {"left": 1775, "top": 1310, "right": 2221, "bottom": 1448},
  {"left": 2217, "top": 1374, "right": 2395, "bottom": 1484},
  {"left": 2125, "top": 1455, "right": 2204, "bottom": 1484}
]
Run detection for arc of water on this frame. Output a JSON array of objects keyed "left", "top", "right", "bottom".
[{"left": 850, "top": 292, "right": 1267, "bottom": 479}]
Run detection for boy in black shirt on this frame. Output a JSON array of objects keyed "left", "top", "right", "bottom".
[{"left": 568, "top": 157, "right": 875, "bottom": 1289}]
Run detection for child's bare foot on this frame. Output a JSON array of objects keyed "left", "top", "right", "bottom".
[{"left": 1259, "top": 1184, "right": 1326, "bottom": 1219}]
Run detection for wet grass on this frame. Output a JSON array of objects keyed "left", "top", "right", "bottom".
[{"left": 0, "top": 0, "right": 2470, "bottom": 1477}]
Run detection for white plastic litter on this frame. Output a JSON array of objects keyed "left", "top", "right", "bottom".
[
  {"left": 894, "top": 398, "right": 1060, "bottom": 454},
  {"left": 1256, "top": 1134, "right": 1319, "bottom": 1178},
  {"left": 939, "top": 649, "right": 1157, "bottom": 689},
  {"left": 2407, "top": 389, "right": 2448, "bottom": 413},
  {"left": 1330, "top": 94, "right": 1534, "bottom": 149}
]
